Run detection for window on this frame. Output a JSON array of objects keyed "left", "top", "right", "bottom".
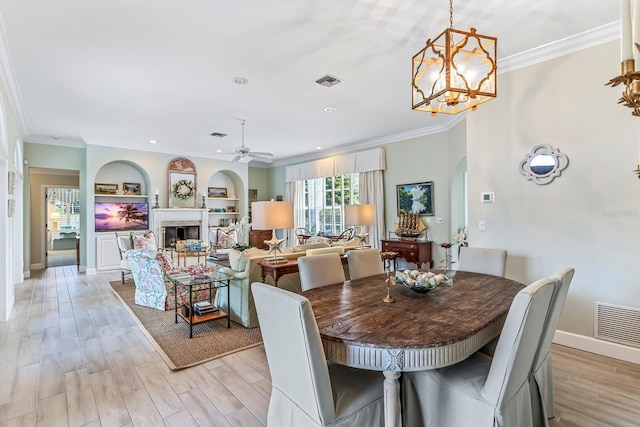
[{"left": 301, "top": 174, "right": 359, "bottom": 234}]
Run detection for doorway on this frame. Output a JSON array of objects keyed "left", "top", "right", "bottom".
[
  {"left": 28, "top": 168, "right": 80, "bottom": 270},
  {"left": 46, "top": 187, "right": 80, "bottom": 267}
]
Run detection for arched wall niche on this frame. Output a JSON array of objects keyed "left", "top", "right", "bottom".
[{"left": 94, "top": 160, "right": 151, "bottom": 195}]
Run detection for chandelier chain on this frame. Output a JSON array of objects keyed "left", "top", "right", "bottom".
[{"left": 449, "top": 0, "right": 453, "bottom": 29}]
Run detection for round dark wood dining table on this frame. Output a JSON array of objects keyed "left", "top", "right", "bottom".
[{"left": 301, "top": 270, "right": 524, "bottom": 427}]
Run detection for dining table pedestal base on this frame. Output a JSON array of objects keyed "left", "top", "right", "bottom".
[{"left": 383, "top": 371, "right": 402, "bottom": 427}]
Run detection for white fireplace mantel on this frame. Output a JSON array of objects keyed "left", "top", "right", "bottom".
[{"left": 150, "top": 208, "right": 209, "bottom": 245}]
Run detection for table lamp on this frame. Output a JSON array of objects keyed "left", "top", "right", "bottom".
[
  {"left": 344, "top": 204, "right": 376, "bottom": 248},
  {"left": 251, "top": 200, "right": 294, "bottom": 264},
  {"left": 50, "top": 211, "right": 61, "bottom": 230}
]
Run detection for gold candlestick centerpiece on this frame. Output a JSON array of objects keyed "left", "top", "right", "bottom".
[{"left": 383, "top": 259, "right": 395, "bottom": 303}]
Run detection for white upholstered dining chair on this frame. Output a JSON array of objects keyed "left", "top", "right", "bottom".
[
  {"left": 346, "top": 248, "right": 384, "bottom": 280},
  {"left": 531, "top": 267, "right": 575, "bottom": 425},
  {"left": 116, "top": 234, "right": 133, "bottom": 283},
  {"left": 298, "top": 252, "right": 346, "bottom": 291},
  {"left": 252, "top": 282, "right": 384, "bottom": 427},
  {"left": 402, "top": 277, "right": 556, "bottom": 427},
  {"left": 458, "top": 246, "right": 508, "bottom": 277}
]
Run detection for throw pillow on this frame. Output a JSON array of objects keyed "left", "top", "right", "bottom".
[
  {"left": 133, "top": 234, "right": 158, "bottom": 251},
  {"left": 156, "top": 251, "right": 177, "bottom": 272},
  {"left": 229, "top": 249, "right": 248, "bottom": 271},
  {"left": 217, "top": 229, "right": 238, "bottom": 249}
]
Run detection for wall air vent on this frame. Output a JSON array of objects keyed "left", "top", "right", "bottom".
[
  {"left": 210, "top": 132, "right": 227, "bottom": 137},
  {"left": 315, "top": 75, "right": 342, "bottom": 88},
  {"left": 595, "top": 302, "right": 640, "bottom": 348}
]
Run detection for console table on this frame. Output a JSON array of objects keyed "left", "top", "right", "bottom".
[
  {"left": 259, "top": 255, "right": 349, "bottom": 286},
  {"left": 381, "top": 239, "right": 433, "bottom": 269}
]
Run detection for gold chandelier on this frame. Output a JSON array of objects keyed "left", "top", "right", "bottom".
[
  {"left": 412, "top": 0, "right": 497, "bottom": 116},
  {"left": 606, "top": 0, "right": 640, "bottom": 117}
]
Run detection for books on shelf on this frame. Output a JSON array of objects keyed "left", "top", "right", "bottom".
[{"left": 193, "top": 301, "right": 218, "bottom": 316}]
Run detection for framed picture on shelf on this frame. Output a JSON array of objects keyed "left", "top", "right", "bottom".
[
  {"left": 248, "top": 189, "right": 258, "bottom": 202},
  {"left": 227, "top": 205, "right": 236, "bottom": 212},
  {"left": 208, "top": 187, "right": 228, "bottom": 198},
  {"left": 95, "top": 183, "right": 119, "bottom": 195},
  {"left": 122, "top": 182, "right": 141, "bottom": 195},
  {"left": 396, "top": 181, "right": 434, "bottom": 216}
]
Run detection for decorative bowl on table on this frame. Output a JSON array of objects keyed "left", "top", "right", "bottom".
[{"left": 393, "top": 270, "right": 452, "bottom": 294}]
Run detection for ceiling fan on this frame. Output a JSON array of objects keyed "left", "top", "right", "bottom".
[{"left": 223, "top": 119, "right": 274, "bottom": 163}]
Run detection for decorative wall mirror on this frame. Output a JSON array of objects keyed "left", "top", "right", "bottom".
[
  {"left": 519, "top": 144, "right": 569, "bottom": 185},
  {"left": 168, "top": 157, "right": 197, "bottom": 207}
]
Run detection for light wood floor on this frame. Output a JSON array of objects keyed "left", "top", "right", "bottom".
[{"left": 1, "top": 266, "right": 639, "bottom": 426}]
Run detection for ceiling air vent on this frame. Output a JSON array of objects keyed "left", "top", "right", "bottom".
[
  {"left": 210, "top": 132, "right": 227, "bottom": 137},
  {"left": 315, "top": 75, "right": 342, "bottom": 88}
]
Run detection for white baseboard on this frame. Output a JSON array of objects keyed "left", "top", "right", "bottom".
[
  {"left": 86, "top": 268, "right": 97, "bottom": 275},
  {"left": 23, "top": 270, "right": 30, "bottom": 279},
  {"left": 554, "top": 330, "right": 640, "bottom": 365}
]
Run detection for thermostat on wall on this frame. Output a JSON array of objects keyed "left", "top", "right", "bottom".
[{"left": 481, "top": 192, "right": 494, "bottom": 203}]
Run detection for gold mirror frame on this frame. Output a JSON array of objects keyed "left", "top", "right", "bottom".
[{"left": 168, "top": 157, "right": 197, "bottom": 208}]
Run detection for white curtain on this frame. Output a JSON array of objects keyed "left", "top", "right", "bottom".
[
  {"left": 359, "top": 170, "right": 385, "bottom": 249},
  {"left": 285, "top": 180, "right": 304, "bottom": 247},
  {"left": 285, "top": 148, "right": 386, "bottom": 247}
]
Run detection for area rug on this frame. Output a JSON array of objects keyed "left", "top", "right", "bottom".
[{"left": 109, "top": 280, "right": 263, "bottom": 370}]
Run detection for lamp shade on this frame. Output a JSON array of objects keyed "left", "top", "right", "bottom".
[
  {"left": 251, "top": 201, "right": 294, "bottom": 230},
  {"left": 49, "top": 211, "right": 61, "bottom": 220},
  {"left": 344, "top": 204, "right": 376, "bottom": 226}
]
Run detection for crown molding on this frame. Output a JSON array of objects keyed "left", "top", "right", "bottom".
[
  {"left": 0, "top": 12, "right": 28, "bottom": 138},
  {"left": 499, "top": 21, "right": 619, "bottom": 74},
  {"left": 25, "top": 135, "right": 87, "bottom": 149}
]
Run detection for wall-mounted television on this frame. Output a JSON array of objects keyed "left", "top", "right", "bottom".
[{"left": 95, "top": 202, "right": 149, "bottom": 232}]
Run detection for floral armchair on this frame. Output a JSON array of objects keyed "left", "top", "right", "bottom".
[{"left": 126, "top": 249, "right": 210, "bottom": 311}]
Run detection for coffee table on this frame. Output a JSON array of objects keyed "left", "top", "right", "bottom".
[{"left": 167, "top": 270, "right": 231, "bottom": 338}]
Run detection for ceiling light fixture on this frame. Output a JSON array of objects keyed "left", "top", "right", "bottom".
[
  {"left": 606, "top": 0, "right": 640, "bottom": 117},
  {"left": 150, "top": 139, "right": 157, "bottom": 144},
  {"left": 324, "top": 107, "right": 336, "bottom": 112},
  {"left": 411, "top": 0, "right": 497, "bottom": 116},
  {"left": 315, "top": 146, "right": 322, "bottom": 150}
]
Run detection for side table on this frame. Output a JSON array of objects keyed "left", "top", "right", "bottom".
[{"left": 167, "top": 271, "right": 231, "bottom": 338}]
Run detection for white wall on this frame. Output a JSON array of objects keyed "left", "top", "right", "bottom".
[{"left": 467, "top": 40, "right": 640, "bottom": 336}]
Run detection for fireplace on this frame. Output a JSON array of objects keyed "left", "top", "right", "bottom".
[
  {"left": 162, "top": 225, "right": 200, "bottom": 249},
  {"left": 150, "top": 208, "right": 209, "bottom": 249}
]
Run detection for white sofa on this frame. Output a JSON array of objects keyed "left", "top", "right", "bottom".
[{"left": 215, "top": 240, "right": 362, "bottom": 328}]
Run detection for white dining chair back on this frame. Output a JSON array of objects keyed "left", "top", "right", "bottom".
[
  {"left": 116, "top": 234, "right": 133, "bottom": 283},
  {"left": 458, "top": 246, "right": 508, "bottom": 277},
  {"left": 531, "top": 267, "right": 575, "bottom": 424},
  {"left": 346, "top": 248, "right": 384, "bottom": 280},
  {"left": 402, "top": 277, "right": 555, "bottom": 427},
  {"left": 299, "top": 253, "right": 346, "bottom": 291},
  {"left": 252, "top": 282, "right": 384, "bottom": 426}
]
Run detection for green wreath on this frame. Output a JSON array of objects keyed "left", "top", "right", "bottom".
[{"left": 173, "top": 179, "right": 195, "bottom": 200}]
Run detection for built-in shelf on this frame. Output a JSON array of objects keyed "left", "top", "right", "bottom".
[
  {"left": 207, "top": 197, "right": 239, "bottom": 201},
  {"left": 208, "top": 212, "right": 239, "bottom": 215}
]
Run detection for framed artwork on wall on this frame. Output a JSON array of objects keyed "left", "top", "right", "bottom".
[{"left": 396, "top": 181, "right": 434, "bottom": 216}]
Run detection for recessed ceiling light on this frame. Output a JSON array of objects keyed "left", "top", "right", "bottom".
[
  {"left": 315, "top": 146, "right": 322, "bottom": 150},
  {"left": 216, "top": 149, "right": 222, "bottom": 153},
  {"left": 324, "top": 107, "right": 336, "bottom": 112},
  {"left": 150, "top": 139, "right": 157, "bottom": 144},
  {"left": 232, "top": 77, "right": 249, "bottom": 85}
]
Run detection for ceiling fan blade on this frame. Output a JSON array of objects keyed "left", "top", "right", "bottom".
[
  {"left": 231, "top": 154, "right": 242, "bottom": 162},
  {"left": 248, "top": 155, "right": 273, "bottom": 163},
  {"left": 249, "top": 151, "right": 274, "bottom": 157}
]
